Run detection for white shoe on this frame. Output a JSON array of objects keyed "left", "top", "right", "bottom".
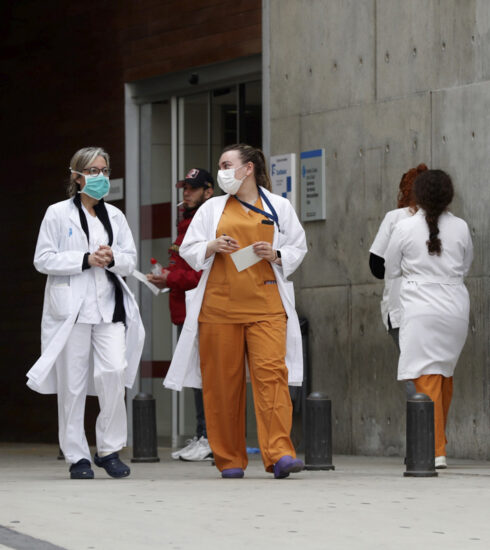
[
  {"left": 435, "top": 456, "right": 447, "bottom": 469},
  {"left": 179, "top": 436, "right": 213, "bottom": 461},
  {"left": 171, "top": 437, "right": 198, "bottom": 460}
]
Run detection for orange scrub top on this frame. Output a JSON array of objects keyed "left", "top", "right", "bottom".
[{"left": 199, "top": 196, "right": 285, "bottom": 323}]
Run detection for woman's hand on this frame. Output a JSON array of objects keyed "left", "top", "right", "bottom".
[
  {"left": 88, "top": 252, "right": 106, "bottom": 268},
  {"left": 206, "top": 235, "right": 240, "bottom": 258},
  {"left": 89, "top": 245, "right": 113, "bottom": 268},
  {"left": 253, "top": 241, "right": 278, "bottom": 263}
]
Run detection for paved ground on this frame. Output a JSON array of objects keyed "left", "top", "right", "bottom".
[{"left": 0, "top": 444, "right": 489, "bottom": 550}]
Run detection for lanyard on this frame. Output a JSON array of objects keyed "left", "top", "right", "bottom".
[{"left": 233, "top": 187, "right": 280, "bottom": 232}]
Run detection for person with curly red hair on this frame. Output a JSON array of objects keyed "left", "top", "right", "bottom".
[
  {"left": 369, "top": 164, "right": 428, "bottom": 383},
  {"left": 385, "top": 170, "right": 473, "bottom": 469}
]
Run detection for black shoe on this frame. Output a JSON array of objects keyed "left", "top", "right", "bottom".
[
  {"left": 69, "top": 459, "right": 94, "bottom": 479},
  {"left": 94, "top": 452, "right": 130, "bottom": 478}
]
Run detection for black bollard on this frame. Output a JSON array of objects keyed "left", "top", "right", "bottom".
[
  {"left": 305, "top": 392, "right": 335, "bottom": 470},
  {"left": 404, "top": 393, "right": 437, "bottom": 477},
  {"left": 131, "top": 393, "right": 160, "bottom": 463}
]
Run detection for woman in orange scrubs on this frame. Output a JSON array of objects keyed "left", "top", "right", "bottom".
[{"left": 165, "top": 144, "right": 307, "bottom": 479}]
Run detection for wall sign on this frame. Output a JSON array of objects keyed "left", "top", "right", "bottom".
[
  {"left": 270, "top": 153, "right": 296, "bottom": 206},
  {"left": 300, "top": 149, "right": 326, "bottom": 222}
]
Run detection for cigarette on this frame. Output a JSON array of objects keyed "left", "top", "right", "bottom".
[{"left": 177, "top": 201, "right": 184, "bottom": 206}]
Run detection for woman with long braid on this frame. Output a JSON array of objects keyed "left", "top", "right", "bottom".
[{"left": 385, "top": 170, "right": 473, "bottom": 469}]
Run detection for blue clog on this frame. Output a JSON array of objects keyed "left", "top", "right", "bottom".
[
  {"left": 94, "top": 452, "right": 130, "bottom": 478},
  {"left": 273, "top": 455, "right": 304, "bottom": 479},
  {"left": 221, "top": 468, "right": 244, "bottom": 479},
  {"left": 69, "top": 458, "right": 94, "bottom": 480}
]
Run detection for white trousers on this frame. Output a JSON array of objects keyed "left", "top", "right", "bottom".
[{"left": 56, "top": 322, "right": 128, "bottom": 464}]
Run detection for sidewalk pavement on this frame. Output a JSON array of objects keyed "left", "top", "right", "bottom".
[{"left": 0, "top": 444, "right": 489, "bottom": 550}]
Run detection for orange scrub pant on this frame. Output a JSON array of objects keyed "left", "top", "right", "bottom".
[
  {"left": 414, "top": 375, "right": 453, "bottom": 457},
  {"left": 199, "top": 314, "right": 296, "bottom": 473}
]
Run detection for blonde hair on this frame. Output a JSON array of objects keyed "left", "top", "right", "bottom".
[
  {"left": 67, "top": 147, "right": 110, "bottom": 197},
  {"left": 221, "top": 143, "right": 272, "bottom": 191}
]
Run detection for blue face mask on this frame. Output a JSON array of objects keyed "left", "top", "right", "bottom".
[{"left": 80, "top": 174, "right": 110, "bottom": 200}]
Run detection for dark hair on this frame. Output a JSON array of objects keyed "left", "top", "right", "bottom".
[
  {"left": 413, "top": 169, "right": 454, "bottom": 256},
  {"left": 397, "top": 163, "right": 428, "bottom": 209},
  {"left": 221, "top": 143, "right": 272, "bottom": 191}
]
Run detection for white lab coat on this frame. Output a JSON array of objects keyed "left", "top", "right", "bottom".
[
  {"left": 164, "top": 187, "right": 307, "bottom": 391},
  {"left": 27, "top": 198, "right": 145, "bottom": 395},
  {"left": 385, "top": 209, "right": 473, "bottom": 380},
  {"left": 370, "top": 207, "right": 413, "bottom": 330}
]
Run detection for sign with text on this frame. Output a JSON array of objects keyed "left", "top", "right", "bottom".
[
  {"left": 270, "top": 153, "right": 296, "bottom": 207},
  {"left": 300, "top": 149, "right": 326, "bottom": 222}
]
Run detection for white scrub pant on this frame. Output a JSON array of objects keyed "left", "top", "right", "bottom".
[{"left": 56, "top": 322, "right": 127, "bottom": 464}]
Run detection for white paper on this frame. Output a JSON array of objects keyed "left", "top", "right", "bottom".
[
  {"left": 230, "top": 245, "right": 262, "bottom": 272},
  {"left": 130, "top": 269, "right": 166, "bottom": 296}
]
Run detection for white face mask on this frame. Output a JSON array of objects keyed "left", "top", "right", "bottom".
[{"left": 217, "top": 166, "right": 246, "bottom": 195}]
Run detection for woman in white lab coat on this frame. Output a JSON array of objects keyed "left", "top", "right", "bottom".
[
  {"left": 164, "top": 144, "right": 307, "bottom": 479},
  {"left": 385, "top": 169, "right": 473, "bottom": 468},
  {"left": 28, "top": 147, "right": 144, "bottom": 480},
  {"left": 369, "top": 163, "right": 427, "bottom": 397}
]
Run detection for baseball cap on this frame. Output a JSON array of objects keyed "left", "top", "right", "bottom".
[{"left": 176, "top": 168, "right": 214, "bottom": 189}]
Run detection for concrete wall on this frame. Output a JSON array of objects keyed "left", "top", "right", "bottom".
[{"left": 267, "top": 0, "right": 490, "bottom": 458}]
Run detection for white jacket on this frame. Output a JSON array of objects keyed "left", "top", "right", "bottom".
[
  {"left": 27, "top": 198, "right": 145, "bottom": 394},
  {"left": 370, "top": 207, "right": 413, "bottom": 329},
  {"left": 385, "top": 210, "right": 473, "bottom": 379},
  {"left": 164, "top": 187, "right": 307, "bottom": 390}
]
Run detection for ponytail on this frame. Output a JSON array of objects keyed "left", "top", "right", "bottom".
[{"left": 413, "top": 169, "right": 454, "bottom": 256}]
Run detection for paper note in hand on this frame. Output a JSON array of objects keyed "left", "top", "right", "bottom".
[
  {"left": 230, "top": 245, "right": 262, "bottom": 272},
  {"left": 130, "top": 269, "right": 163, "bottom": 296}
]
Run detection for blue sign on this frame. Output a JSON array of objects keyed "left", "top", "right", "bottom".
[{"left": 300, "top": 149, "right": 326, "bottom": 221}]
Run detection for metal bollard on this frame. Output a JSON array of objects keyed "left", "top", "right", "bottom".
[
  {"left": 305, "top": 392, "right": 335, "bottom": 470},
  {"left": 131, "top": 393, "right": 160, "bottom": 463},
  {"left": 404, "top": 393, "right": 437, "bottom": 477}
]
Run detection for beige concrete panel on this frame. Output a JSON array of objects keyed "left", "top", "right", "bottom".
[
  {"left": 449, "top": 276, "right": 490, "bottom": 459},
  {"left": 270, "top": 114, "right": 302, "bottom": 224},
  {"left": 350, "top": 284, "right": 405, "bottom": 456},
  {"left": 270, "top": 115, "right": 301, "bottom": 159},
  {"left": 377, "top": 0, "right": 490, "bottom": 100},
  {"left": 297, "top": 285, "right": 353, "bottom": 454},
  {"left": 269, "top": 0, "right": 375, "bottom": 118},
  {"left": 431, "top": 82, "right": 490, "bottom": 276},
  {"left": 297, "top": 94, "right": 430, "bottom": 288}
]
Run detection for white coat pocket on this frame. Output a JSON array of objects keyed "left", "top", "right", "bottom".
[{"left": 49, "top": 284, "right": 72, "bottom": 320}]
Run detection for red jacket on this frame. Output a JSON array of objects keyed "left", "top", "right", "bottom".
[{"left": 165, "top": 211, "right": 202, "bottom": 325}]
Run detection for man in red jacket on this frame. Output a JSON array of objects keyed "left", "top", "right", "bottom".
[{"left": 147, "top": 168, "right": 214, "bottom": 461}]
